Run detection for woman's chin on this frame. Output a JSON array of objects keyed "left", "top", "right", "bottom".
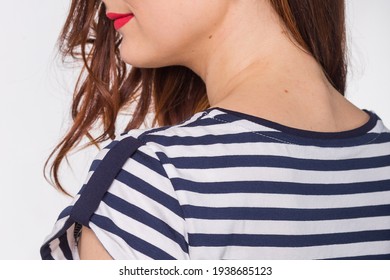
[
  {"left": 120, "top": 55, "right": 175, "bottom": 69},
  {"left": 119, "top": 50, "right": 158, "bottom": 68},
  {"left": 118, "top": 41, "right": 180, "bottom": 68}
]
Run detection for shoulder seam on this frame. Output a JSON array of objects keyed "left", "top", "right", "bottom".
[
  {"left": 140, "top": 111, "right": 210, "bottom": 138},
  {"left": 210, "top": 115, "right": 293, "bottom": 145}
]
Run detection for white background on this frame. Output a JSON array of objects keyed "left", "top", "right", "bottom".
[{"left": 0, "top": 0, "right": 389, "bottom": 259}]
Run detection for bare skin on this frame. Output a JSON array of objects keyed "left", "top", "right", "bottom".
[
  {"left": 80, "top": 0, "right": 370, "bottom": 259},
  {"left": 78, "top": 227, "right": 112, "bottom": 259}
]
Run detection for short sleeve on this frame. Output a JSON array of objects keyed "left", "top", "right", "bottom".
[{"left": 40, "top": 134, "right": 190, "bottom": 260}]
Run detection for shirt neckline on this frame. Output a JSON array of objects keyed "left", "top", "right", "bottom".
[{"left": 207, "top": 107, "right": 379, "bottom": 140}]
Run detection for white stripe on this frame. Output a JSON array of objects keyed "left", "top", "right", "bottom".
[
  {"left": 168, "top": 165, "right": 390, "bottom": 184},
  {"left": 189, "top": 240, "right": 390, "bottom": 260},
  {"left": 151, "top": 122, "right": 246, "bottom": 138},
  {"left": 115, "top": 129, "right": 145, "bottom": 140},
  {"left": 44, "top": 215, "right": 71, "bottom": 243},
  {"left": 159, "top": 141, "right": 390, "bottom": 160},
  {"left": 210, "top": 115, "right": 289, "bottom": 137},
  {"left": 205, "top": 109, "right": 227, "bottom": 119},
  {"left": 371, "top": 120, "right": 388, "bottom": 133},
  {"left": 176, "top": 110, "right": 209, "bottom": 127},
  {"left": 94, "top": 147, "right": 111, "bottom": 161},
  {"left": 186, "top": 216, "right": 390, "bottom": 235},
  {"left": 141, "top": 110, "right": 208, "bottom": 138},
  {"left": 178, "top": 190, "right": 390, "bottom": 209}
]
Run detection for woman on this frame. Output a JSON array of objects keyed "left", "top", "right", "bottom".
[{"left": 41, "top": 0, "right": 390, "bottom": 259}]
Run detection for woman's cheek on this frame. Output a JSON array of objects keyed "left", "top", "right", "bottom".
[
  {"left": 118, "top": 16, "right": 197, "bottom": 67},
  {"left": 116, "top": 1, "right": 229, "bottom": 68}
]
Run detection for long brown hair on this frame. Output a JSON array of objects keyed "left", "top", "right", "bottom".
[{"left": 44, "top": 0, "right": 347, "bottom": 195}]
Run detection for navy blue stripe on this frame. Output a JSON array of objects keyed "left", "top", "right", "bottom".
[
  {"left": 182, "top": 204, "right": 390, "bottom": 221},
  {"left": 105, "top": 140, "right": 120, "bottom": 149},
  {"left": 40, "top": 244, "right": 54, "bottom": 260},
  {"left": 130, "top": 150, "right": 168, "bottom": 178},
  {"left": 58, "top": 206, "right": 73, "bottom": 220},
  {"left": 58, "top": 232, "right": 73, "bottom": 260},
  {"left": 189, "top": 230, "right": 390, "bottom": 247},
  {"left": 116, "top": 169, "right": 183, "bottom": 217},
  {"left": 164, "top": 154, "right": 390, "bottom": 171},
  {"left": 172, "top": 178, "right": 390, "bottom": 195},
  {"left": 326, "top": 253, "right": 390, "bottom": 260},
  {"left": 181, "top": 117, "right": 222, "bottom": 128},
  {"left": 377, "top": 132, "right": 390, "bottom": 142},
  {"left": 90, "top": 160, "right": 101, "bottom": 172},
  {"left": 91, "top": 214, "right": 176, "bottom": 259},
  {"left": 103, "top": 192, "right": 188, "bottom": 253}
]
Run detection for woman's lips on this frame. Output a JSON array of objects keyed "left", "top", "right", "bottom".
[{"left": 106, "top": 13, "right": 134, "bottom": 30}]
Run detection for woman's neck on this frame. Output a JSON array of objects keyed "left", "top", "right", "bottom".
[{"left": 183, "top": 1, "right": 369, "bottom": 132}]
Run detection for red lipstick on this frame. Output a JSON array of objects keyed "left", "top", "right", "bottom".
[{"left": 106, "top": 12, "right": 134, "bottom": 30}]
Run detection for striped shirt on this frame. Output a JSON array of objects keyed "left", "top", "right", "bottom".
[{"left": 41, "top": 107, "right": 390, "bottom": 260}]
